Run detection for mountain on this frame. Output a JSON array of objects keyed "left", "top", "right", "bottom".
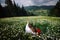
[{"left": 25, "top": 5, "right": 54, "bottom": 10}]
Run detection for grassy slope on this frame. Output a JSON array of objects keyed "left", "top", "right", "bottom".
[
  {"left": 0, "top": 16, "right": 60, "bottom": 27},
  {"left": 0, "top": 16, "right": 60, "bottom": 21},
  {"left": 0, "top": 16, "right": 60, "bottom": 24}
]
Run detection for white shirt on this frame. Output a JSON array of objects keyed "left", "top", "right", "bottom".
[{"left": 25, "top": 23, "right": 36, "bottom": 34}]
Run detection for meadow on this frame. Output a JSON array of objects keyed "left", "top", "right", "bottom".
[
  {"left": 0, "top": 16, "right": 60, "bottom": 40},
  {"left": 28, "top": 9, "right": 49, "bottom": 16}
]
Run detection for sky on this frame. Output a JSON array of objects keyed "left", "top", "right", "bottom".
[
  {"left": 0, "top": 0, "right": 6, "bottom": 7},
  {"left": 0, "top": 0, "right": 59, "bottom": 6},
  {"left": 14, "top": 0, "right": 59, "bottom": 6}
]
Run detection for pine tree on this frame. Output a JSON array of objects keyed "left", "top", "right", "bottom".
[
  {"left": 5, "top": 0, "right": 14, "bottom": 16},
  {"left": 13, "top": 1, "right": 17, "bottom": 16},
  {"left": 49, "top": 0, "right": 60, "bottom": 17},
  {"left": 0, "top": 3, "right": 3, "bottom": 13},
  {"left": 54, "top": 0, "right": 60, "bottom": 17},
  {"left": 0, "top": 3, "right": 4, "bottom": 17},
  {"left": 13, "top": 1, "right": 22, "bottom": 16},
  {"left": 21, "top": 5, "right": 27, "bottom": 16},
  {"left": 5, "top": 0, "right": 13, "bottom": 7}
]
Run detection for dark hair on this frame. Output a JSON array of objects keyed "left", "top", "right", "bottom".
[{"left": 29, "top": 22, "right": 33, "bottom": 26}]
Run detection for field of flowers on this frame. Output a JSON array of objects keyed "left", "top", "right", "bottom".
[{"left": 0, "top": 16, "right": 60, "bottom": 40}]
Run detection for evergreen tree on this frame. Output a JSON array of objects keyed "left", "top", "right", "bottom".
[
  {"left": 13, "top": 1, "right": 17, "bottom": 16},
  {"left": 13, "top": 1, "right": 22, "bottom": 16},
  {"left": 5, "top": 0, "right": 14, "bottom": 16},
  {"left": 0, "top": 3, "right": 3, "bottom": 13},
  {"left": 21, "top": 5, "right": 27, "bottom": 16},
  {"left": 5, "top": 0, "right": 13, "bottom": 7},
  {"left": 0, "top": 3, "right": 4, "bottom": 17},
  {"left": 49, "top": 0, "right": 60, "bottom": 17},
  {"left": 54, "top": 0, "right": 60, "bottom": 17}
]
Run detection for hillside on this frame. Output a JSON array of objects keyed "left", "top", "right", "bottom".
[{"left": 25, "top": 5, "right": 54, "bottom": 10}]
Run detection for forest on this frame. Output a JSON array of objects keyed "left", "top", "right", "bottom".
[{"left": 0, "top": 0, "right": 35, "bottom": 18}]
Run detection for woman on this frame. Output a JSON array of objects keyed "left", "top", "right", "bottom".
[{"left": 25, "top": 22, "right": 36, "bottom": 34}]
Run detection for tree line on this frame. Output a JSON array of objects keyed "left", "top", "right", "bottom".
[
  {"left": 0, "top": 0, "right": 60, "bottom": 18},
  {"left": 0, "top": 0, "right": 35, "bottom": 18}
]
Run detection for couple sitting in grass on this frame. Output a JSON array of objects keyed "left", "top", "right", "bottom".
[{"left": 25, "top": 21, "right": 41, "bottom": 37}]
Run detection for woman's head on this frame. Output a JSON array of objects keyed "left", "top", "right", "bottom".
[{"left": 28, "top": 22, "right": 32, "bottom": 27}]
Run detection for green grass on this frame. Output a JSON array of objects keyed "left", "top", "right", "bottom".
[
  {"left": 0, "top": 16, "right": 60, "bottom": 40},
  {"left": 0, "top": 16, "right": 60, "bottom": 26},
  {"left": 0, "top": 16, "right": 60, "bottom": 21}
]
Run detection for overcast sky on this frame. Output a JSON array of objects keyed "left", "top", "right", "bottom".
[{"left": 0, "top": 0, "right": 59, "bottom": 6}]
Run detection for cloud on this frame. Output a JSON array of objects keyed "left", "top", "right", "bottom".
[
  {"left": 14, "top": 0, "right": 34, "bottom": 6},
  {"left": 0, "top": 0, "right": 1, "bottom": 3},
  {"left": 42, "top": 0, "right": 58, "bottom": 6},
  {"left": 32, "top": 0, "right": 51, "bottom": 4},
  {"left": 0, "top": 0, "right": 59, "bottom": 6},
  {"left": 0, "top": 0, "right": 7, "bottom": 7},
  {"left": 32, "top": 0, "right": 59, "bottom": 6},
  {"left": 0, "top": 0, "right": 5, "bottom": 3},
  {"left": 14, "top": 0, "right": 58, "bottom": 6}
]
